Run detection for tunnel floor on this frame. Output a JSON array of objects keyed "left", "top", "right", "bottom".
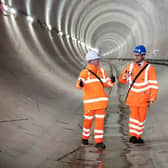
[
  {"left": 0, "top": 65, "right": 168, "bottom": 168},
  {"left": 0, "top": 57, "right": 167, "bottom": 168},
  {"left": 27, "top": 105, "right": 168, "bottom": 168}
]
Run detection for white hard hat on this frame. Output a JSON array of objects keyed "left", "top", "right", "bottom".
[{"left": 86, "top": 51, "right": 100, "bottom": 61}]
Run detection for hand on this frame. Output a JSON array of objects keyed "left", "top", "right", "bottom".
[
  {"left": 122, "top": 70, "right": 129, "bottom": 80},
  {"left": 111, "top": 75, "right": 116, "bottom": 83},
  {"left": 147, "top": 98, "right": 155, "bottom": 106},
  {"left": 79, "top": 79, "right": 84, "bottom": 87}
]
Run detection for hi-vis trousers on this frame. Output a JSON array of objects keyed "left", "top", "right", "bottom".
[
  {"left": 82, "top": 109, "right": 105, "bottom": 144},
  {"left": 129, "top": 106, "right": 148, "bottom": 138}
]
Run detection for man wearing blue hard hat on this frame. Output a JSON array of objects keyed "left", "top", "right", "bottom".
[{"left": 119, "top": 45, "right": 159, "bottom": 144}]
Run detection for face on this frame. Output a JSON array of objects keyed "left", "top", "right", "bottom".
[
  {"left": 134, "top": 53, "right": 145, "bottom": 63},
  {"left": 89, "top": 59, "right": 100, "bottom": 67}
]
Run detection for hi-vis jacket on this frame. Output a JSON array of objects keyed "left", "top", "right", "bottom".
[
  {"left": 119, "top": 61, "right": 159, "bottom": 107},
  {"left": 76, "top": 64, "right": 115, "bottom": 111}
]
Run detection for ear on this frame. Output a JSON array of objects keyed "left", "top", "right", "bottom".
[{"left": 142, "top": 54, "right": 145, "bottom": 59}]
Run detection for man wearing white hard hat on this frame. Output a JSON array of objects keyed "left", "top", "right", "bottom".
[{"left": 76, "top": 50, "right": 116, "bottom": 149}]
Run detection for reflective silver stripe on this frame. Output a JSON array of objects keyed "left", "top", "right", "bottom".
[
  {"left": 148, "top": 80, "right": 158, "bottom": 84},
  {"left": 129, "top": 63, "right": 134, "bottom": 83},
  {"left": 84, "top": 97, "right": 108, "bottom": 104},
  {"left": 94, "top": 130, "right": 104, "bottom": 133},
  {"left": 101, "top": 68, "right": 112, "bottom": 84},
  {"left": 108, "top": 81, "right": 114, "bottom": 86},
  {"left": 85, "top": 79, "right": 100, "bottom": 84},
  {"left": 133, "top": 80, "right": 158, "bottom": 86},
  {"left": 129, "top": 118, "right": 145, "bottom": 126},
  {"left": 133, "top": 81, "right": 148, "bottom": 86},
  {"left": 103, "top": 77, "right": 111, "bottom": 83},
  {"left": 150, "top": 85, "right": 159, "bottom": 89},
  {"left": 131, "top": 85, "right": 159, "bottom": 92},
  {"left": 129, "top": 124, "right": 144, "bottom": 130},
  {"left": 101, "top": 68, "right": 105, "bottom": 80},
  {"left": 85, "top": 78, "right": 106, "bottom": 84},
  {"left": 78, "top": 77, "right": 85, "bottom": 82},
  {"left": 145, "top": 64, "right": 150, "bottom": 81},
  {"left": 95, "top": 135, "right": 103, "bottom": 139},
  {"left": 83, "top": 128, "right": 90, "bottom": 132},
  {"left": 83, "top": 132, "right": 90, "bottom": 137},
  {"left": 87, "top": 71, "right": 90, "bottom": 80},
  {"left": 129, "top": 130, "right": 143, "bottom": 135},
  {"left": 95, "top": 114, "right": 105, "bottom": 118},
  {"left": 84, "top": 115, "right": 94, "bottom": 120}
]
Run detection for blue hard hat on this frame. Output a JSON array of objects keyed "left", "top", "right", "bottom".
[{"left": 133, "top": 45, "right": 146, "bottom": 55}]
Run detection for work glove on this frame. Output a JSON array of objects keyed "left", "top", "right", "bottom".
[
  {"left": 79, "top": 79, "right": 84, "bottom": 87},
  {"left": 111, "top": 75, "right": 116, "bottom": 83}
]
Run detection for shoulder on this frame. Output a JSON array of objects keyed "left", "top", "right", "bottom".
[
  {"left": 79, "top": 69, "right": 88, "bottom": 76},
  {"left": 99, "top": 67, "right": 107, "bottom": 75},
  {"left": 126, "top": 62, "right": 134, "bottom": 69},
  {"left": 148, "top": 64, "right": 156, "bottom": 71},
  {"left": 100, "top": 67, "right": 105, "bottom": 72}
]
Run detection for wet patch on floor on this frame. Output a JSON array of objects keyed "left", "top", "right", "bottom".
[{"left": 41, "top": 144, "right": 105, "bottom": 168}]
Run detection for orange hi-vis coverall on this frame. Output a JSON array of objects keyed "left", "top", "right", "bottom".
[
  {"left": 76, "top": 63, "right": 115, "bottom": 144},
  {"left": 119, "top": 61, "right": 159, "bottom": 138}
]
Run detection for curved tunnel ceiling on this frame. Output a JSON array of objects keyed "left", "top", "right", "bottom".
[{"left": 2, "top": 0, "right": 168, "bottom": 60}]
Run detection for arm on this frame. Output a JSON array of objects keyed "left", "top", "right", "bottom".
[
  {"left": 119, "top": 65, "right": 130, "bottom": 84},
  {"left": 101, "top": 69, "right": 115, "bottom": 87},
  {"left": 148, "top": 65, "right": 159, "bottom": 104},
  {"left": 75, "top": 69, "right": 88, "bottom": 89}
]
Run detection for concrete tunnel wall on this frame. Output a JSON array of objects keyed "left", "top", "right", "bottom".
[{"left": 0, "top": 0, "right": 168, "bottom": 167}]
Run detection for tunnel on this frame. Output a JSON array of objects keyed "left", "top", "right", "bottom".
[{"left": 0, "top": 0, "right": 168, "bottom": 167}]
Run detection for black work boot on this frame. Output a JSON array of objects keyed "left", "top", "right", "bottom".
[
  {"left": 82, "top": 139, "right": 89, "bottom": 145},
  {"left": 129, "top": 136, "right": 138, "bottom": 144},
  {"left": 95, "top": 142, "right": 106, "bottom": 149},
  {"left": 137, "top": 137, "right": 144, "bottom": 144}
]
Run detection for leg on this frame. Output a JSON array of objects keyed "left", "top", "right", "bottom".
[
  {"left": 82, "top": 110, "right": 94, "bottom": 143},
  {"left": 94, "top": 109, "right": 106, "bottom": 149},
  {"left": 138, "top": 106, "right": 148, "bottom": 138},
  {"left": 129, "top": 106, "right": 139, "bottom": 139}
]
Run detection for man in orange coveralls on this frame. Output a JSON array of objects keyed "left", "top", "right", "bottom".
[
  {"left": 76, "top": 50, "right": 115, "bottom": 149},
  {"left": 119, "top": 45, "right": 159, "bottom": 144}
]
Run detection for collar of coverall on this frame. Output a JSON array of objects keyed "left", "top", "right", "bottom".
[
  {"left": 86, "top": 63, "right": 100, "bottom": 73},
  {"left": 134, "top": 60, "right": 147, "bottom": 68}
]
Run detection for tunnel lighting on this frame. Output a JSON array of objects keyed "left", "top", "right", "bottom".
[
  {"left": 91, "top": 48, "right": 99, "bottom": 53},
  {"left": 2, "top": 5, "right": 17, "bottom": 16},
  {"left": 26, "top": 16, "right": 34, "bottom": 24},
  {"left": 3, "top": 4, "right": 9, "bottom": 11},
  {"left": 66, "top": 34, "right": 70, "bottom": 39},
  {"left": 86, "top": 45, "right": 92, "bottom": 49},
  {"left": 81, "top": 42, "right": 86, "bottom": 46},
  {"left": 58, "top": 31, "right": 63, "bottom": 36},
  {"left": 93, "top": 48, "right": 99, "bottom": 53},
  {"left": 9, "top": 8, "right": 17, "bottom": 15},
  {"left": 47, "top": 24, "right": 52, "bottom": 31},
  {"left": 71, "top": 37, "right": 77, "bottom": 42}
]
